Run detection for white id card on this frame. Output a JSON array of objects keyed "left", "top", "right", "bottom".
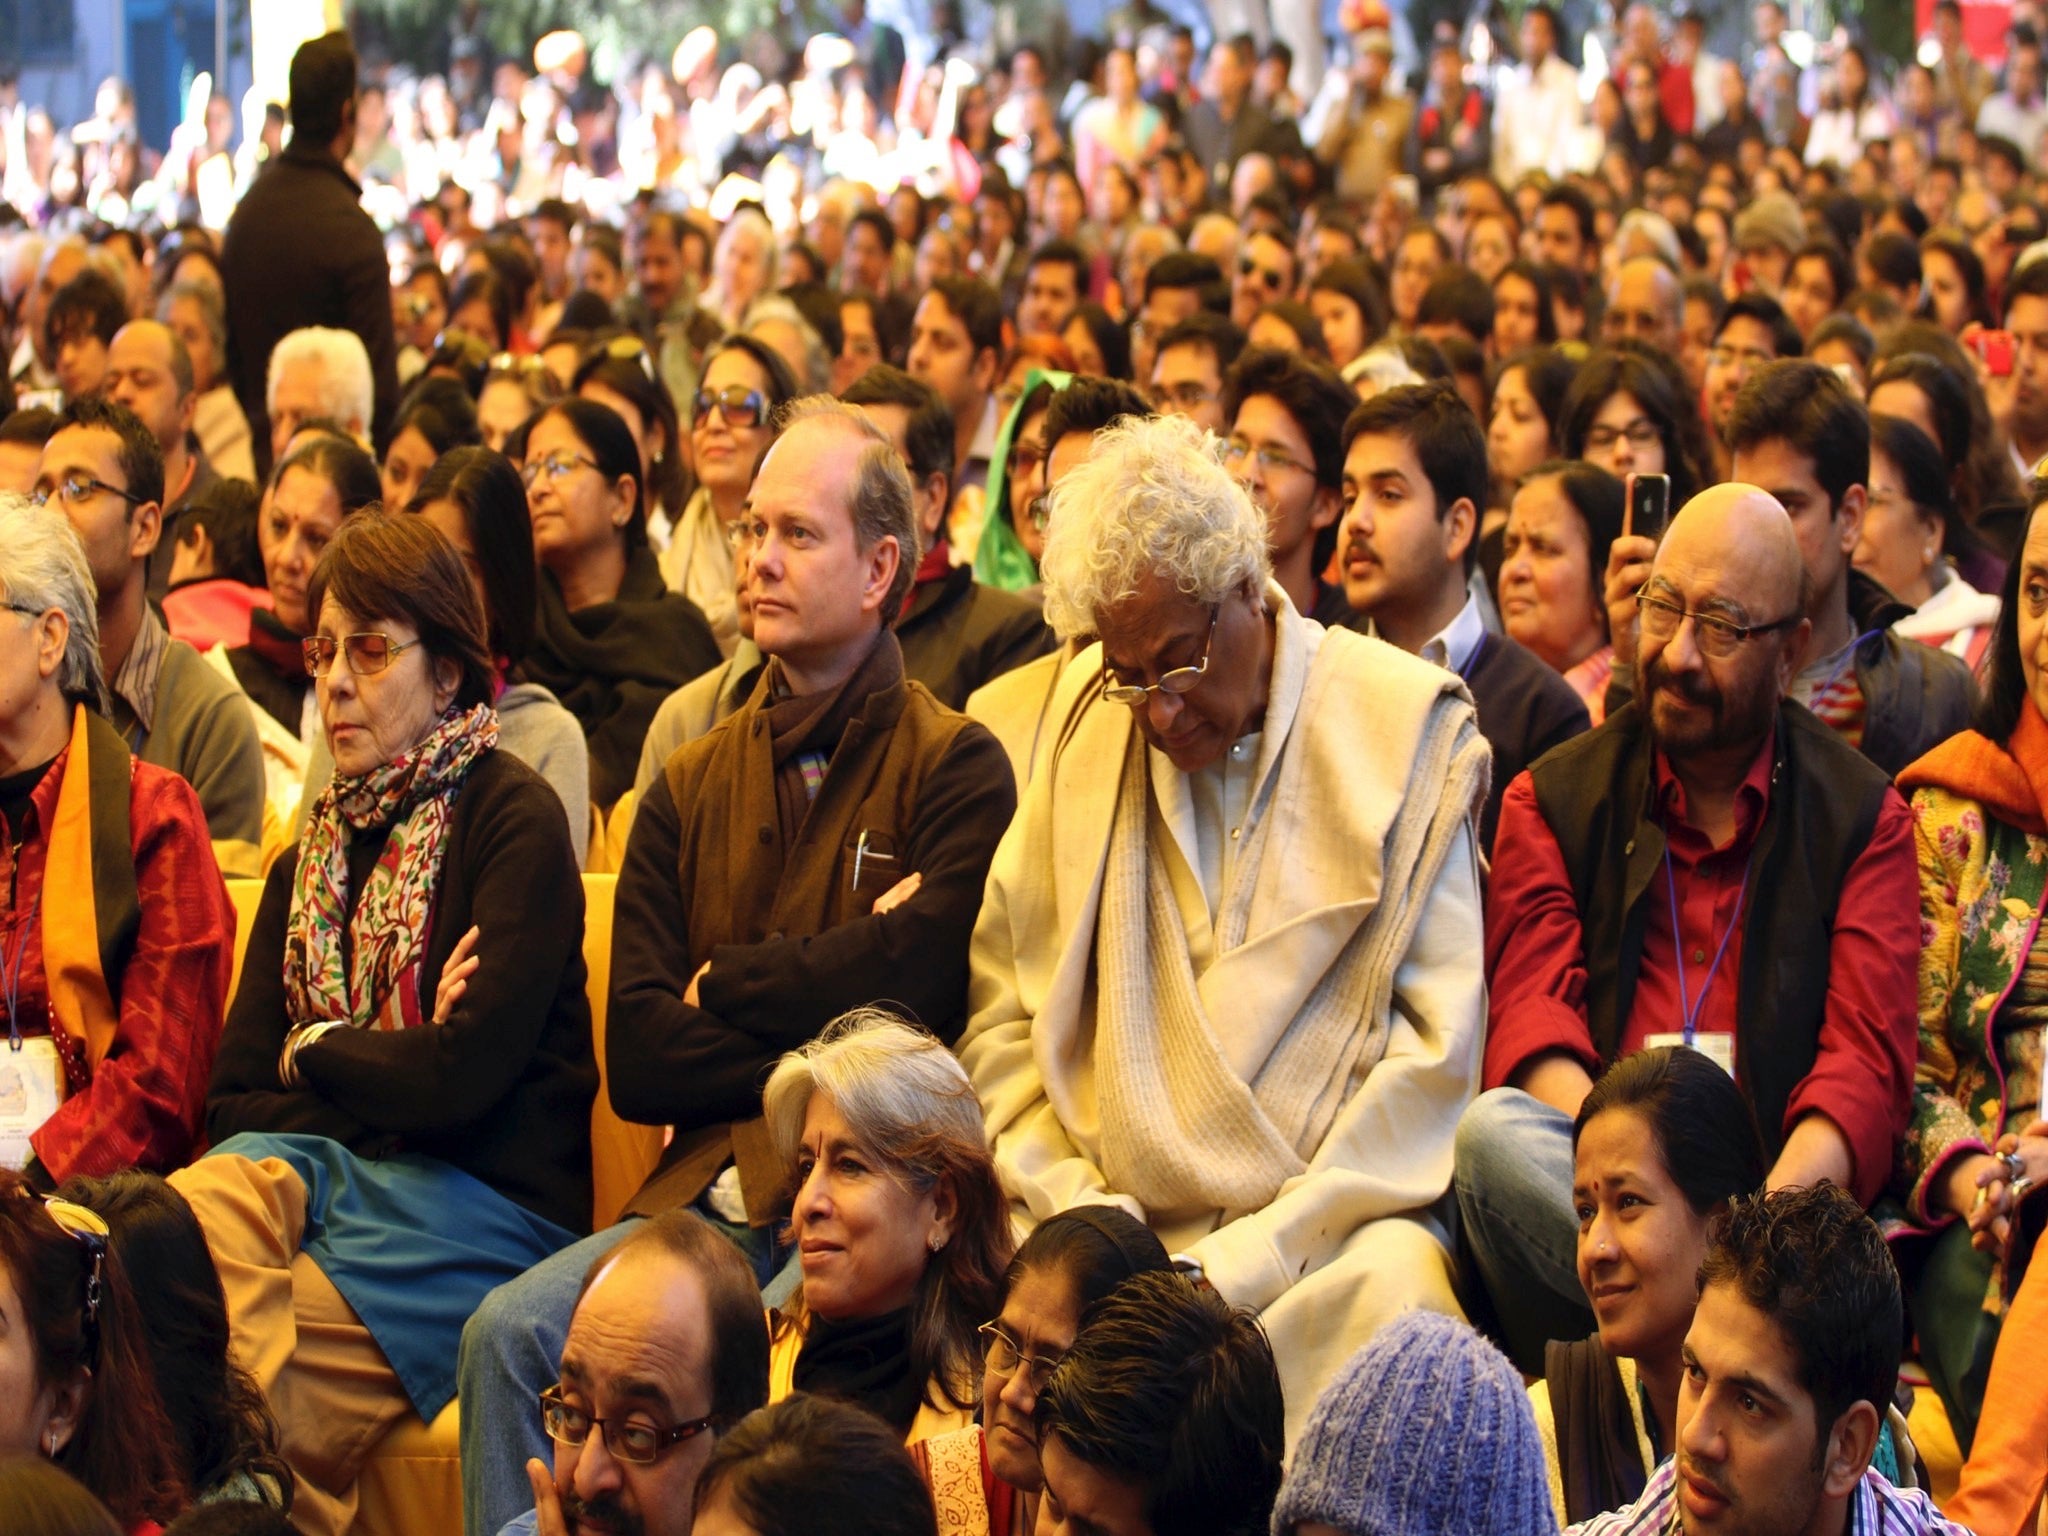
[
  {"left": 1646, "top": 1031, "right": 1736, "bottom": 1078},
  {"left": 0, "top": 1036, "right": 64, "bottom": 1170}
]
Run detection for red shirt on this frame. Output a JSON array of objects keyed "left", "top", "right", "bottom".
[
  {"left": 2, "top": 747, "right": 234, "bottom": 1181},
  {"left": 1482, "top": 733, "right": 1919, "bottom": 1205}
]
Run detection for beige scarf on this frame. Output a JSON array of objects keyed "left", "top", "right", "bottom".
[{"left": 1091, "top": 648, "right": 1489, "bottom": 1220}]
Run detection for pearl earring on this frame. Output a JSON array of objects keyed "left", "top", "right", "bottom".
[{"left": 928, "top": 1234, "right": 945, "bottom": 1253}]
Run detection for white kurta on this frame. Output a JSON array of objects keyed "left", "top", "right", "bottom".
[{"left": 959, "top": 585, "right": 1490, "bottom": 1441}]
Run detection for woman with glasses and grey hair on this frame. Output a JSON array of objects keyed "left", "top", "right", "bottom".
[
  {"left": 174, "top": 509, "right": 594, "bottom": 1536},
  {"left": 0, "top": 496, "right": 232, "bottom": 1186},
  {"left": 759, "top": 1010, "right": 1012, "bottom": 1446}
]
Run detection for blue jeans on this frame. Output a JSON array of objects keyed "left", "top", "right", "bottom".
[
  {"left": 1452, "top": 1087, "right": 1592, "bottom": 1375},
  {"left": 457, "top": 1205, "right": 788, "bottom": 1536}
]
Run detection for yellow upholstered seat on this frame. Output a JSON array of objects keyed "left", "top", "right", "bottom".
[{"left": 223, "top": 874, "right": 660, "bottom": 1536}]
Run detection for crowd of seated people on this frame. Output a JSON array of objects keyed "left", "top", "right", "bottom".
[{"left": 13, "top": 4, "right": 2048, "bottom": 1532}]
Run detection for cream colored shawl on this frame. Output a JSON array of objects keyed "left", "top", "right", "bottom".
[{"left": 962, "top": 583, "right": 1490, "bottom": 1235}]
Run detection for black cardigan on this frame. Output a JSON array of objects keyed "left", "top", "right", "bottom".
[{"left": 207, "top": 750, "right": 596, "bottom": 1234}]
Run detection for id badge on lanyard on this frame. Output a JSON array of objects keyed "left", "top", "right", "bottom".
[
  {"left": 1646, "top": 1030, "right": 1737, "bottom": 1077},
  {"left": 1650, "top": 845, "right": 1749, "bottom": 1081},
  {"left": 0, "top": 891, "right": 62, "bottom": 1170}
]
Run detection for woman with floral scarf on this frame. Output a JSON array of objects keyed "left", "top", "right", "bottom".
[
  {"left": 172, "top": 512, "right": 596, "bottom": 1536},
  {"left": 1889, "top": 482, "right": 2048, "bottom": 1462}
]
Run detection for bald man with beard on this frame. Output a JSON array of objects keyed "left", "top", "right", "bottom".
[{"left": 1451, "top": 484, "right": 1919, "bottom": 1371}]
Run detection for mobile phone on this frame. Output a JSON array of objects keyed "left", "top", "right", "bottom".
[
  {"left": 1626, "top": 472, "right": 1672, "bottom": 542},
  {"left": 1970, "top": 329, "right": 2016, "bottom": 378}
]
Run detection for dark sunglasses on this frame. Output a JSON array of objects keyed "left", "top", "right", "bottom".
[
  {"left": 694, "top": 385, "right": 768, "bottom": 429},
  {"left": 1238, "top": 256, "right": 1286, "bottom": 293}
]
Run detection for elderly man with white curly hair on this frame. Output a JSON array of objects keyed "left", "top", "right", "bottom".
[{"left": 958, "top": 412, "right": 1489, "bottom": 1442}]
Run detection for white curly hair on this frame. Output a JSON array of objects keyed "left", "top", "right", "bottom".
[{"left": 1037, "top": 413, "right": 1271, "bottom": 644}]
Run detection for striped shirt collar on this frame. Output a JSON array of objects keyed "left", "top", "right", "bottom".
[{"left": 107, "top": 603, "right": 170, "bottom": 739}]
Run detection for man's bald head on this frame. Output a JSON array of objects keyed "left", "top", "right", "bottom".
[
  {"left": 104, "top": 320, "right": 196, "bottom": 455},
  {"left": 1639, "top": 484, "right": 1811, "bottom": 760},
  {"left": 1658, "top": 482, "right": 1806, "bottom": 617},
  {"left": 1604, "top": 258, "right": 1683, "bottom": 353}
]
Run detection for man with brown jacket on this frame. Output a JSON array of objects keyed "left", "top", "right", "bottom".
[{"left": 456, "top": 397, "right": 1016, "bottom": 1536}]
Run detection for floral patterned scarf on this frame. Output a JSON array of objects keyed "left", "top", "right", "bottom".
[{"left": 285, "top": 704, "right": 499, "bottom": 1031}]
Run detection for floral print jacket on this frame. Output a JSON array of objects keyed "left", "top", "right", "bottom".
[{"left": 1901, "top": 784, "right": 2048, "bottom": 1227}]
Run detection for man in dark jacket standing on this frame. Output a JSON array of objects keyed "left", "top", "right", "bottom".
[
  {"left": 221, "top": 32, "right": 398, "bottom": 477},
  {"left": 455, "top": 397, "right": 1017, "bottom": 1536}
]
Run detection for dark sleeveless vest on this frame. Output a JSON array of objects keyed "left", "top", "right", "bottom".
[{"left": 1527, "top": 700, "right": 1893, "bottom": 1159}]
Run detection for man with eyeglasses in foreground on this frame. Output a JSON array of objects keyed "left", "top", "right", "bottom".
[
  {"left": 1339, "top": 382, "right": 1588, "bottom": 850},
  {"left": 461, "top": 397, "right": 1014, "bottom": 1536},
  {"left": 34, "top": 395, "right": 264, "bottom": 873},
  {"left": 961, "top": 411, "right": 1488, "bottom": 1444},
  {"left": 1611, "top": 360, "right": 1976, "bottom": 778},
  {"left": 1455, "top": 482, "right": 1918, "bottom": 1374},
  {"left": 510, "top": 1208, "right": 770, "bottom": 1536}
]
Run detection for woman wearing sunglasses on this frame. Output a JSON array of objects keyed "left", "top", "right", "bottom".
[
  {"left": 662, "top": 336, "right": 800, "bottom": 658},
  {"left": 0, "top": 1171, "right": 187, "bottom": 1534},
  {"left": 182, "top": 511, "right": 595, "bottom": 1535},
  {"left": 519, "top": 397, "right": 721, "bottom": 813},
  {"left": 909, "top": 1207, "right": 1169, "bottom": 1536},
  {"left": 287, "top": 448, "right": 593, "bottom": 868}
]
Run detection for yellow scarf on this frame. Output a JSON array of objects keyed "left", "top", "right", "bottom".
[{"left": 39, "top": 704, "right": 132, "bottom": 1070}]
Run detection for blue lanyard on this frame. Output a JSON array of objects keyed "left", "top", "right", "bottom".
[
  {"left": 4, "top": 890, "right": 42, "bottom": 1051},
  {"left": 1456, "top": 632, "right": 1489, "bottom": 683},
  {"left": 1663, "top": 844, "right": 1752, "bottom": 1048},
  {"left": 1814, "top": 627, "right": 1884, "bottom": 698}
]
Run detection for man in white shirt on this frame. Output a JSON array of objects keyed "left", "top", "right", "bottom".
[
  {"left": 1492, "top": 4, "right": 1583, "bottom": 184},
  {"left": 1978, "top": 34, "right": 2048, "bottom": 169}
]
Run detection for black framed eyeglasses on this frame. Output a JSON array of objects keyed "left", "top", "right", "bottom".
[
  {"left": 303, "top": 632, "right": 421, "bottom": 678},
  {"left": 978, "top": 1321, "right": 1064, "bottom": 1392},
  {"left": 1102, "top": 605, "right": 1220, "bottom": 707},
  {"left": 539, "top": 1385, "right": 720, "bottom": 1465},
  {"left": 694, "top": 385, "right": 769, "bottom": 430},
  {"left": 30, "top": 474, "right": 145, "bottom": 510},
  {"left": 1635, "top": 591, "right": 1800, "bottom": 660}
]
